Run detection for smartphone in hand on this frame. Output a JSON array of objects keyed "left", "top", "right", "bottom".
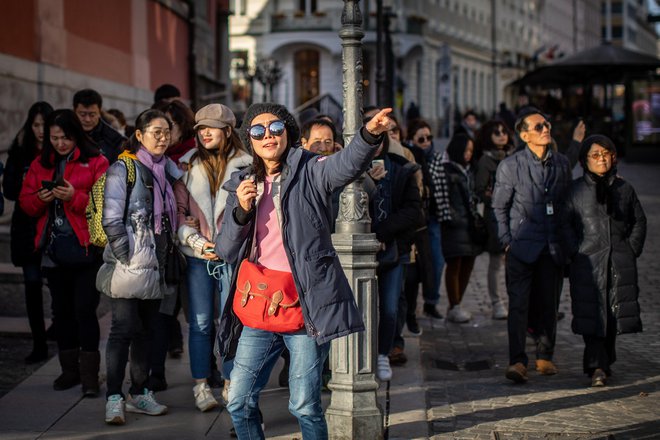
[{"left": 41, "top": 180, "right": 63, "bottom": 191}]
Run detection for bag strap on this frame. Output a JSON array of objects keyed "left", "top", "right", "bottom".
[{"left": 118, "top": 156, "right": 137, "bottom": 227}]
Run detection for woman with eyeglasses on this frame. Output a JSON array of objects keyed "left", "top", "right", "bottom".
[
  {"left": 19, "top": 109, "right": 109, "bottom": 395},
  {"left": 403, "top": 119, "right": 445, "bottom": 323},
  {"left": 475, "top": 120, "right": 516, "bottom": 320},
  {"left": 216, "top": 103, "right": 391, "bottom": 439},
  {"left": 564, "top": 135, "right": 646, "bottom": 387},
  {"left": 173, "top": 104, "right": 251, "bottom": 412},
  {"left": 97, "top": 109, "right": 183, "bottom": 425},
  {"left": 367, "top": 125, "right": 423, "bottom": 381},
  {"left": 4, "top": 102, "right": 53, "bottom": 364},
  {"left": 146, "top": 99, "right": 197, "bottom": 392}
]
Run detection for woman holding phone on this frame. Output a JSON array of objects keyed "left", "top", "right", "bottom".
[
  {"left": 216, "top": 103, "right": 392, "bottom": 439},
  {"left": 367, "top": 130, "right": 423, "bottom": 381},
  {"left": 174, "top": 103, "right": 251, "bottom": 411},
  {"left": 19, "top": 109, "right": 108, "bottom": 395}
]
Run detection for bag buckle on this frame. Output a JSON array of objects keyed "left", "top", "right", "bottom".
[
  {"left": 268, "top": 290, "right": 283, "bottom": 316},
  {"left": 238, "top": 280, "right": 251, "bottom": 307}
]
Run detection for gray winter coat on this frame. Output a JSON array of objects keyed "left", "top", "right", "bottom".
[
  {"left": 96, "top": 157, "right": 181, "bottom": 300},
  {"left": 216, "top": 129, "right": 381, "bottom": 357},
  {"left": 564, "top": 173, "right": 646, "bottom": 336},
  {"left": 492, "top": 146, "right": 572, "bottom": 265}
]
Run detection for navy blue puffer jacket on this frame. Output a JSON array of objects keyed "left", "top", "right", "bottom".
[
  {"left": 492, "top": 146, "right": 572, "bottom": 265},
  {"left": 216, "top": 129, "right": 381, "bottom": 358}
]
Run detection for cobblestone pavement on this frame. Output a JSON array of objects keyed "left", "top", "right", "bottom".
[{"left": 418, "top": 161, "right": 660, "bottom": 440}]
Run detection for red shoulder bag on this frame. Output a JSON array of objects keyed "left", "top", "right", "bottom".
[{"left": 232, "top": 259, "right": 305, "bottom": 333}]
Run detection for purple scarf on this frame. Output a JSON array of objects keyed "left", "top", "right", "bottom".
[{"left": 137, "top": 147, "right": 177, "bottom": 234}]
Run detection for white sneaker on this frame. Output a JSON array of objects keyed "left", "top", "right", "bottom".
[
  {"left": 377, "top": 354, "right": 392, "bottom": 381},
  {"left": 126, "top": 389, "right": 168, "bottom": 416},
  {"left": 105, "top": 394, "right": 125, "bottom": 425},
  {"left": 447, "top": 305, "right": 471, "bottom": 323},
  {"left": 194, "top": 382, "right": 219, "bottom": 412},
  {"left": 492, "top": 302, "right": 508, "bottom": 320}
]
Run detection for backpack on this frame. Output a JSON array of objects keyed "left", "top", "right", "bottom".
[{"left": 86, "top": 153, "right": 136, "bottom": 248}]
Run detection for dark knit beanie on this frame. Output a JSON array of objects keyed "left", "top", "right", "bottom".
[{"left": 239, "top": 102, "right": 300, "bottom": 149}]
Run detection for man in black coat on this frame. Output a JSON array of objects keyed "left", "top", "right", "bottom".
[
  {"left": 492, "top": 107, "right": 572, "bottom": 383},
  {"left": 73, "top": 89, "right": 126, "bottom": 164}
]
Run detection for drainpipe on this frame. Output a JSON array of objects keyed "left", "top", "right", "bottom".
[{"left": 187, "top": 0, "right": 198, "bottom": 110}]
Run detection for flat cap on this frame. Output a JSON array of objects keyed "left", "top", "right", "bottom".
[{"left": 194, "top": 104, "right": 236, "bottom": 130}]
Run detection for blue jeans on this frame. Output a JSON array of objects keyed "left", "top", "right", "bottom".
[
  {"left": 427, "top": 218, "right": 445, "bottom": 305},
  {"left": 377, "top": 262, "right": 405, "bottom": 356},
  {"left": 186, "top": 256, "right": 233, "bottom": 379},
  {"left": 228, "top": 326, "right": 330, "bottom": 440}
]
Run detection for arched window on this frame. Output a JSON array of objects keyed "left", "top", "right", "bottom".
[{"left": 295, "top": 49, "right": 320, "bottom": 106}]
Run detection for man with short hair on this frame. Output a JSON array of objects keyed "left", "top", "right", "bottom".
[
  {"left": 153, "top": 83, "right": 181, "bottom": 104},
  {"left": 73, "top": 89, "right": 126, "bottom": 163},
  {"left": 301, "top": 118, "right": 339, "bottom": 155},
  {"left": 454, "top": 109, "right": 480, "bottom": 138},
  {"left": 492, "top": 107, "right": 572, "bottom": 384}
]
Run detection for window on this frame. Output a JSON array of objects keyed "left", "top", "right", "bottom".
[
  {"left": 612, "top": 25, "right": 623, "bottom": 38},
  {"left": 294, "top": 49, "right": 320, "bottom": 106},
  {"left": 453, "top": 66, "right": 460, "bottom": 111},
  {"left": 462, "top": 67, "right": 468, "bottom": 110},
  {"left": 479, "top": 72, "right": 484, "bottom": 113},
  {"left": 229, "top": 0, "right": 247, "bottom": 16},
  {"left": 471, "top": 70, "right": 476, "bottom": 108},
  {"left": 416, "top": 59, "right": 423, "bottom": 107},
  {"left": 230, "top": 51, "right": 251, "bottom": 105},
  {"left": 298, "top": 0, "right": 318, "bottom": 14}
]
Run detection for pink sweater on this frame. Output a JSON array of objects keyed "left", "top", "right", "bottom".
[{"left": 256, "top": 176, "right": 292, "bottom": 273}]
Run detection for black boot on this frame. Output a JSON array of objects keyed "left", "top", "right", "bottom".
[
  {"left": 24, "top": 280, "right": 48, "bottom": 364},
  {"left": 53, "top": 349, "right": 80, "bottom": 391},
  {"left": 79, "top": 351, "right": 100, "bottom": 397}
]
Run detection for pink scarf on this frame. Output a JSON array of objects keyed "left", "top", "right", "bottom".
[{"left": 137, "top": 147, "right": 177, "bottom": 234}]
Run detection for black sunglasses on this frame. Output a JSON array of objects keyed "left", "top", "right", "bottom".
[
  {"left": 526, "top": 121, "right": 551, "bottom": 134},
  {"left": 492, "top": 128, "right": 507, "bottom": 136},
  {"left": 248, "top": 120, "right": 286, "bottom": 140},
  {"left": 416, "top": 135, "right": 433, "bottom": 143}
]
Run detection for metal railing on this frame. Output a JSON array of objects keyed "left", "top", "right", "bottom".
[{"left": 292, "top": 93, "right": 344, "bottom": 132}]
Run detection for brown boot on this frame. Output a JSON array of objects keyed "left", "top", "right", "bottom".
[
  {"left": 80, "top": 351, "right": 100, "bottom": 397},
  {"left": 505, "top": 362, "right": 528, "bottom": 383},
  {"left": 536, "top": 359, "right": 558, "bottom": 375},
  {"left": 53, "top": 349, "right": 80, "bottom": 391}
]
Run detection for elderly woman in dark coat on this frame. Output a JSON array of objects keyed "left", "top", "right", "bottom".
[{"left": 564, "top": 134, "right": 646, "bottom": 387}]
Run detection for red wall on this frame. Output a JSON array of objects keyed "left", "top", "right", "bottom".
[
  {"left": 63, "top": 0, "right": 133, "bottom": 84},
  {"left": 0, "top": 0, "right": 37, "bottom": 61},
  {"left": 147, "top": 2, "right": 189, "bottom": 98},
  {"left": 64, "top": 0, "right": 132, "bottom": 52}
]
